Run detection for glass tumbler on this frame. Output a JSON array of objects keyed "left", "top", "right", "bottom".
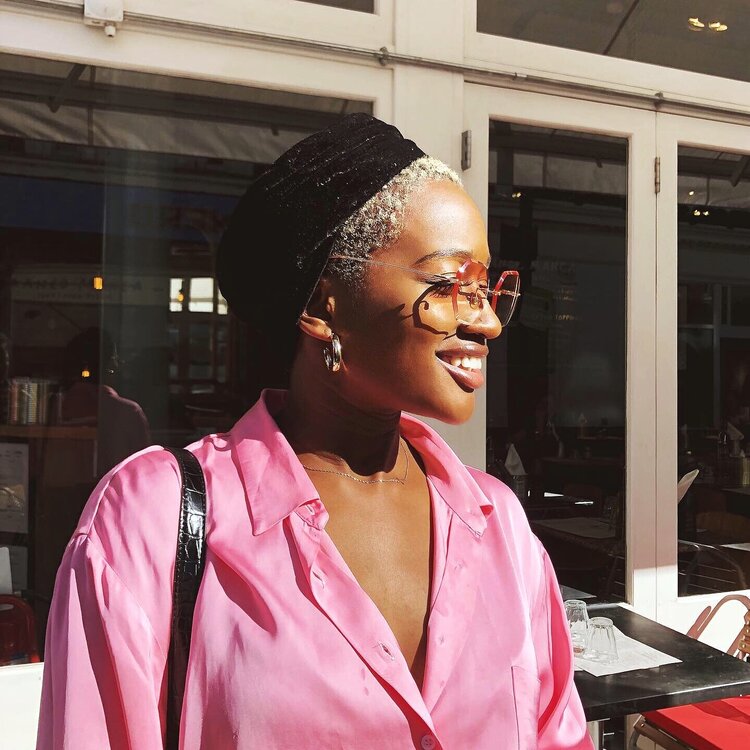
[
  {"left": 583, "top": 616, "right": 619, "bottom": 664},
  {"left": 564, "top": 599, "right": 589, "bottom": 655}
]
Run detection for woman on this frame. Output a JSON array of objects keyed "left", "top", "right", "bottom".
[{"left": 38, "top": 114, "right": 592, "bottom": 749}]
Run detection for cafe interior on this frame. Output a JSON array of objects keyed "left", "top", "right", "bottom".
[{"left": 484, "top": 121, "right": 750, "bottom": 606}]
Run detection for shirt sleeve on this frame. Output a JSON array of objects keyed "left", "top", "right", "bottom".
[
  {"left": 533, "top": 544, "right": 594, "bottom": 750},
  {"left": 36, "top": 533, "right": 167, "bottom": 750}
]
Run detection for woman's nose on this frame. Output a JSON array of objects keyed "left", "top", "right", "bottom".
[{"left": 461, "top": 301, "right": 503, "bottom": 340}]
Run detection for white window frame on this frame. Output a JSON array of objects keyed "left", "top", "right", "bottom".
[
  {"left": 125, "top": 0, "right": 394, "bottom": 51},
  {"left": 464, "top": 0, "right": 750, "bottom": 119},
  {"left": 463, "top": 83, "right": 659, "bottom": 616},
  {"left": 655, "top": 112, "right": 750, "bottom": 633},
  {"left": 0, "top": 3, "right": 393, "bottom": 122}
]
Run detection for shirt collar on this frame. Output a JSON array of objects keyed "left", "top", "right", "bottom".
[
  {"left": 398, "top": 412, "right": 494, "bottom": 536},
  {"left": 230, "top": 389, "right": 494, "bottom": 537}
]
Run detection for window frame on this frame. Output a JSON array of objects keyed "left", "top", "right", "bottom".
[
  {"left": 464, "top": 0, "right": 750, "bottom": 120},
  {"left": 463, "top": 83, "right": 658, "bottom": 615},
  {"left": 655, "top": 112, "right": 750, "bottom": 631}
]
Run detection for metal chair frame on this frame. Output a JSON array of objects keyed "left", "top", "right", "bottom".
[
  {"left": 628, "top": 594, "right": 750, "bottom": 750},
  {"left": 678, "top": 542, "right": 748, "bottom": 596}
]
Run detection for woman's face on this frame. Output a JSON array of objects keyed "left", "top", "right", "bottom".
[{"left": 329, "top": 180, "right": 503, "bottom": 424}]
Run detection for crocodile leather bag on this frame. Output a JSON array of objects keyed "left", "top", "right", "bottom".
[{"left": 165, "top": 447, "right": 207, "bottom": 750}]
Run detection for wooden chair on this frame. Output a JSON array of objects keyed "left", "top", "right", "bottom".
[{"left": 628, "top": 594, "right": 750, "bottom": 750}]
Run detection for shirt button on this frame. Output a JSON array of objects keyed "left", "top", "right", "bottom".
[
  {"left": 378, "top": 642, "right": 396, "bottom": 661},
  {"left": 312, "top": 570, "right": 326, "bottom": 588},
  {"left": 420, "top": 735, "right": 436, "bottom": 750}
]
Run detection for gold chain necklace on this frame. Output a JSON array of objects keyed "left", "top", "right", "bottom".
[{"left": 299, "top": 440, "right": 409, "bottom": 485}]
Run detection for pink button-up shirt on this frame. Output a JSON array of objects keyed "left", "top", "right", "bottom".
[{"left": 38, "top": 390, "right": 592, "bottom": 750}]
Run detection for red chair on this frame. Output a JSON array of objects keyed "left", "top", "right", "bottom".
[
  {"left": 629, "top": 594, "right": 750, "bottom": 750},
  {"left": 0, "top": 595, "right": 40, "bottom": 666}
]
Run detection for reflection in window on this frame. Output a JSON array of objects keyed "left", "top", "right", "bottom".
[
  {"left": 188, "top": 277, "right": 214, "bottom": 313},
  {"left": 188, "top": 323, "right": 212, "bottom": 380},
  {"left": 171, "top": 277, "right": 227, "bottom": 392},
  {"left": 170, "top": 277, "right": 185, "bottom": 312},
  {"left": 477, "top": 1, "right": 750, "bottom": 84},
  {"left": 485, "top": 122, "right": 627, "bottom": 603},
  {"left": 217, "top": 290, "right": 228, "bottom": 316},
  {"left": 677, "top": 146, "right": 750, "bottom": 596},
  {"left": 0, "top": 51, "right": 372, "bottom": 663}
]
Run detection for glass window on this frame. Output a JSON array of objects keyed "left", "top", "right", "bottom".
[
  {"left": 0, "top": 51, "right": 371, "bottom": 665},
  {"left": 677, "top": 145, "right": 750, "bottom": 596},
  {"left": 477, "top": 1, "right": 750, "bottom": 84},
  {"left": 485, "top": 122, "right": 628, "bottom": 602}
]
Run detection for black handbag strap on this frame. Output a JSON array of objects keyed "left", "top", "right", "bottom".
[{"left": 165, "top": 447, "right": 207, "bottom": 750}]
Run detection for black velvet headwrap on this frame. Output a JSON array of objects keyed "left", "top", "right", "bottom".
[{"left": 216, "top": 112, "right": 425, "bottom": 366}]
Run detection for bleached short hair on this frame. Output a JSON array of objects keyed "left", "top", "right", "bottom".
[{"left": 326, "top": 155, "right": 462, "bottom": 285}]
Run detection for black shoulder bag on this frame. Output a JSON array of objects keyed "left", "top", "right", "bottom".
[{"left": 164, "top": 447, "right": 207, "bottom": 750}]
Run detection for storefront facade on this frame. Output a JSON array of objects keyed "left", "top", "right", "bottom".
[{"left": 1, "top": 1, "right": 750, "bottom": 743}]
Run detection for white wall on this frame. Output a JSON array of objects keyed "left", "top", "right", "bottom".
[{"left": 0, "top": 663, "right": 43, "bottom": 749}]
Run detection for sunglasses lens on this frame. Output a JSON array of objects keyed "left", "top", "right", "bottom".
[
  {"left": 495, "top": 274, "right": 520, "bottom": 326},
  {"left": 453, "top": 262, "right": 521, "bottom": 326},
  {"left": 453, "top": 261, "right": 485, "bottom": 320}
]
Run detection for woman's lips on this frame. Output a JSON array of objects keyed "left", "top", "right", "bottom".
[{"left": 436, "top": 355, "right": 485, "bottom": 390}]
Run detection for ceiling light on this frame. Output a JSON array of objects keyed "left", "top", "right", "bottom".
[
  {"left": 693, "top": 209, "right": 701, "bottom": 216},
  {"left": 688, "top": 190, "right": 695, "bottom": 196},
  {"left": 703, "top": 210, "right": 710, "bottom": 216},
  {"left": 511, "top": 191, "right": 522, "bottom": 199},
  {"left": 689, "top": 17, "right": 728, "bottom": 32}
]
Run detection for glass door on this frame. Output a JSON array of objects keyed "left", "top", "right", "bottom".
[
  {"left": 656, "top": 113, "right": 750, "bottom": 638},
  {"left": 463, "top": 84, "right": 657, "bottom": 613},
  {"left": 0, "top": 50, "right": 374, "bottom": 669}
]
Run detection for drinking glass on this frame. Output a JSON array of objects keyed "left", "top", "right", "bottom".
[
  {"left": 564, "top": 599, "right": 589, "bottom": 655},
  {"left": 583, "top": 616, "right": 619, "bottom": 664}
]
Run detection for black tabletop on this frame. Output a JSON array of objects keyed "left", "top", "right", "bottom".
[{"left": 575, "top": 604, "right": 750, "bottom": 721}]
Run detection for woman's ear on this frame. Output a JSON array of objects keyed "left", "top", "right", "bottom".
[
  {"left": 298, "top": 310, "right": 331, "bottom": 342},
  {"left": 298, "top": 276, "right": 336, "bottom": 342}
]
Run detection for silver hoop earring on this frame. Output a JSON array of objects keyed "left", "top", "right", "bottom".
[{"left": 323, "top": 333, "right": 342, "bottom": 372}]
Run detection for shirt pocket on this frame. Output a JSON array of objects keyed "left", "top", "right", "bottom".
[{"left": 511, "top": 665, "right": 541, "bottom": 750}]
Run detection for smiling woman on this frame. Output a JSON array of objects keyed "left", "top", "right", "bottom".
[
  {"left": 37, "top": 114, "right": 593, "bottom": 750},
  {"left": 299, "top": 179, "right": 503, "bottom": 425}
]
